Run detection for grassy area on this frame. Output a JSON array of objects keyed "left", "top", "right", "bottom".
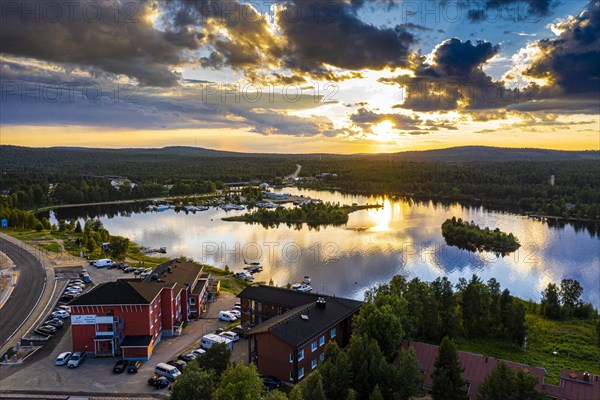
[
  {"left": 456, "top": 312, "right": 600, "bottom": 385},
  {"left": 40, "top": 242, "right": 61, "bottom": 253}
]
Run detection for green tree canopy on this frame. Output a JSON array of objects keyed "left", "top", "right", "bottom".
[
  {"left": 170, "top": 363, "right": 215, "bottom": 400},
  {"left": 431, "top": 337, "right": 467, "bottom": 400},
  {"left": 213, "top": 363, "right": 263, "bottom": 400},
  {"left": 197, "top": 343, "right": 231, "bottom": 377}
]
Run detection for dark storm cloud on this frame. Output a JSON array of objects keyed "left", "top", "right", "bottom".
[
  {"left": 0, "top": 0, "right": 198, "bottom": 87},
  {"left": 524, "top": 1, "right": 600, "bottom": 96},
  {"left": 379, "top": 38, "right": 526, "bottom": 111},
  {"left": 277, "top": 0, "right": 415, "bottom": 74}
]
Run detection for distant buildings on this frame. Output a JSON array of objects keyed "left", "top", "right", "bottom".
[
  {"left": 238, "top": 285, "right": 362, "bottom": 384},
  {"left": 69, "top": 260, "right": 212, "bottom": 360},
  {"left": 262, "top": 191, "right": 288, "bottom": 200}
]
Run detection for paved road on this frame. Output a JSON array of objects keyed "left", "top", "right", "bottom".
[
  {"left": 285, "top": 164, "right": 302, "bottom": 180},
  {"left": 0, "top": 238, "right": 45, "bottom": 348}
]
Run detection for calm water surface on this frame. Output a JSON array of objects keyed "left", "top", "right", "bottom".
[{"left": 50, "top": 188, "right": 600, "bottom": 306}]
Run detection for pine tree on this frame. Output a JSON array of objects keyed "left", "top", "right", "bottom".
[
  {"left": 320, "top": 342, "right": 353, "bottom": 400},
  {"left": 431, "top": 337, "right": 467, "bottom": 400},
  {"left": 302, "top": 372, "right": 326, "bottom": 400},
  {"left": 477, "top": 363, "right": 517, "bottom": 400},
  {"left": 368, "top": 385, "right": 384, "bottom": 400},
  {"left": 396, "top": 347, "right": 423, "bottom": 400}
]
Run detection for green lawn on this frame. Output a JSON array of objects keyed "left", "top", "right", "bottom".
[
  {"left": 40, "top": 243, "right": 61, "bottom": 253},
  {"left": 456, "top": 313, "right": 600, "bottom": 385}
]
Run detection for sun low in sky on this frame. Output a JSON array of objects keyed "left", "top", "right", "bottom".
[{"left": 1, "top": 0, "right": 598, "bottom": 153}]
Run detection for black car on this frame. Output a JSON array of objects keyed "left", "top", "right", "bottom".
[
  {"left": 113, "top": 359, "right": 129, "bottom": 374},
  {"left": 168, "top": 359, "right": 187, "bottom": 372},
  {"left": 148, "top": 375, "right": 169, "bottom": 389},
  {"left": 45, "top": 319, "right": 64, "bottom": 329},
  {"left": 231, "top": 325, "right": 248, "bottom": 338},
  {"left": 261, "top": 375, "right": 282, "bottom": 391},
  {"left": 178, "top": 353, "right": 196, "bottom": 362},
  {"left": 128, "top": 360, "right": 142, "bottom": 373},
  {"left": 37, "top": 325, "right": 58, "bottom": 335}
]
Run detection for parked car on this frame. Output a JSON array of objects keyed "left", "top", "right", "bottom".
[
  {"left": 117, "top": 262, "right": 129, "bottom": 269},
  {"left": 133, "top": 269, "right": 143, "bottom": 276},
  {"left": 233, "top": 304, "right": 241, "bottom": 311},
  {"left": 154, "top": 363, "right": 181, "bottom": 381},
  {"left": 178, "top": 353, "right": 196, "bottom": 362},
  {"left": 65, "top": 287, "right": 82, "bottom": 293},
  {"left": 55, "top": 352, "right": 72, "bottom": 366},
  {"left": 113, "top": 359, "right": 129, "bottom": 373},
  {"left": 228, "top": 309, "right": 241, "bottom": 318},
  {"left": 219, "top": 331, "right": 240, "bottom": 342},
  {"left": 57, "top": 305, "right": 71, "bottom": 313},
  {"left": 70, "top": 279, "right": 84, "bottom": 285},
  {"left": 35, "top": 325, "right": 57, "bottom": 336},
  {"left": 123, "top": 266, "right": 136, "bottom": 273},
  {"left": 128, "top": 360, "right": 142, "bottom": 373},
  {"left": 167, "top": 359, "right": 187, "bottom": 372},
  {"left": 45, "top": 318, "right": 64, "bottom": 329},
  {"left": 52, "top": 310, "right": 70, "bottom": 319},
  {"left": 68, "top": 352, "right": 85, "bottom": 368},
  {"left": 231, "top": 325, "right": 247, "bottom": 338},
  {"left": 82, "top": 274, "right": 91, "bottom": 283},
  {"left": 191, "top": 348, "right": 206, "bottom": 358},
  {"left": 261, "top": 375, "right": 282, "bottom": 391},
  {"left": 218, "top": 311, "right": 237, "bottom": 322},
  {"left": 148, "top": 375, "right": 170, "bottom": 389}
]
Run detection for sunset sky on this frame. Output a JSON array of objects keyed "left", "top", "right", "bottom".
[{"left": 1, "top": 0, "right": 599, "bottom": 153}]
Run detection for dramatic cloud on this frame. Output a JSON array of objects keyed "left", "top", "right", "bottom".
[
  {"left": 276, "top": 0, "right": 415, "bottom": 75},
  {"left": 524, "top": 1, "right": 600, "bottom": 95},
  {"left": 379, "top": 38, "right": 527, "bottom": 111},
  {"left": 0, "top": 0, "right": 197, "bottom": 87}
]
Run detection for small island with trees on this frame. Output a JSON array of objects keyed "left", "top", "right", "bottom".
[
  {"left": 223, "top": 202, "right": 382, "bottom": 228},
  {"left": 441, "top": 217, "right": 521, "bottom": 255}
]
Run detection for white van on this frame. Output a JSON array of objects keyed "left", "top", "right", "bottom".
[
  {"left": 154, "top": 362, "right": 181, "bottom": 381},
  {"left": 200, "top": 334, "right": 233, "bottom": 350},
  {"left": 218, "top": 311, "right": 237, "bottom": 322},
  {"left": 93, "top": 259, "right": 115, "bottom": 268}
]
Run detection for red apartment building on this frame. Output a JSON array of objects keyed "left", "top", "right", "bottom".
[
  {"left": 404, "top": 341, "right": 600, "bottom": 400},
  {"left": 238, "top": 285, "right": 362, "bottom": 384},
  {"left": 69, "top": 260, "right": 211, "bottom": 360}
]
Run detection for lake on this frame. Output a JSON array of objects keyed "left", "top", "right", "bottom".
[{"left": 48, "top": 188, "right": 600, "bottom": 306}]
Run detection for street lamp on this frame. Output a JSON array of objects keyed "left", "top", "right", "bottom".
[{"left": 552, "top": 351, "right": 558, "bottom": 370}]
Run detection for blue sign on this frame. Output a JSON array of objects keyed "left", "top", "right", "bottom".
[{"left": 1, "top": 219, "right": 7, "bottom": 228}]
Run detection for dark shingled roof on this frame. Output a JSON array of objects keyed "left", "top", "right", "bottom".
[
  {"left": 144, "top": 260, "right": 203, "bottom": 294},
  {"left": 69, "top": 280, "right": 164, "bottom": 306},
  {"left": 121, "top": 335, "right": 153, "bottom": 347},
  {"left": 246, "top": 287, "right": 362, "bottom": 347},
  {"left": 238, "top": 285, "right": 324, "bottom": 308}
]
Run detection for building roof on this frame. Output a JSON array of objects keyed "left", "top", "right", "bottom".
[
  {"left": 192, "top": 279, "right": 208, "bottom": 295},
  {"left": 248, "top": 291, "right": 362, "bottom": 348},
  {"left": 544, "top": 370, "right": 600, "bottom": 400},
  {"left": 69, "top": 280, "right": 164, "bottom": 306},
  {"left": 238, "top": 285, "right": 324, "bottom": 308},
  {"left": 402, "top": 341, "right": 546, "bottom": 398},
  {"left": 144, "top": 260, "right": 203, "bottom": 294},
  {"left": 121, "top": 335, "right": 153, "bottom": 347}
]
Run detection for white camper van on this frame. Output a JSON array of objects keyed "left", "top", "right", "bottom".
[
  {"left": 154, "top": 362, "right": 181, "bottom": 381},
  {"left": 200, "top": 334, "right": 233, "bottom": 350},
  {"left": 93, "top": 259, "right": 115, "bottom": 268}
]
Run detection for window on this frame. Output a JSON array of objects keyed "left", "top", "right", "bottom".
[
  {"left": 311, "top": 341, "right": 317, "bottom": 352},
  {"left": 330, "top": 327, "right": 336, "bottom": 338},
  {"left": 298, "top": 349, "right": 304, "bottom": 361},
  {"left": 289, "top": 371, "right": 293, "bottom": 381},
  {"left": 190, "top": 298, "right": 196, "bottom": 305},
  {"left": 289, "top": 353, "right": 293, "bottom": 363},
  {"left": 312, "top": 359, "right": 317, "bottom": 370},
  {"left": 298, "top": 368, "right": 305, "bottom": 379},
  {"left": 319, "top": 335, "right": 325, "bottom": 346},
  {"left": 319, "top": 353, "right": 325, "bottom": 362}
]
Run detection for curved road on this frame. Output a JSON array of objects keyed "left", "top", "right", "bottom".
[{"left": 0, "top": 237, "right": 45, "bottom": 348}]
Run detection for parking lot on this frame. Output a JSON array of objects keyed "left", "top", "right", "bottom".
[{"left": 0, "top": 262, "right": 247, "bottom": 396}]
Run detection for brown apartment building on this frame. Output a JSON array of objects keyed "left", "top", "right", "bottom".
[{"left": 238, "top": 285, "right": 362, "bottom": 384}]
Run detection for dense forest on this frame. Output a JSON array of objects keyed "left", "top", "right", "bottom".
[
  {"left": 1, "top": 145, "right": 599, "bottom": 224},
  {"left": 223, "top": 203, "right": 380, "bottom": 228},
  {"left": 441, "top": 217, "right": 521, "bottom": 255}
]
